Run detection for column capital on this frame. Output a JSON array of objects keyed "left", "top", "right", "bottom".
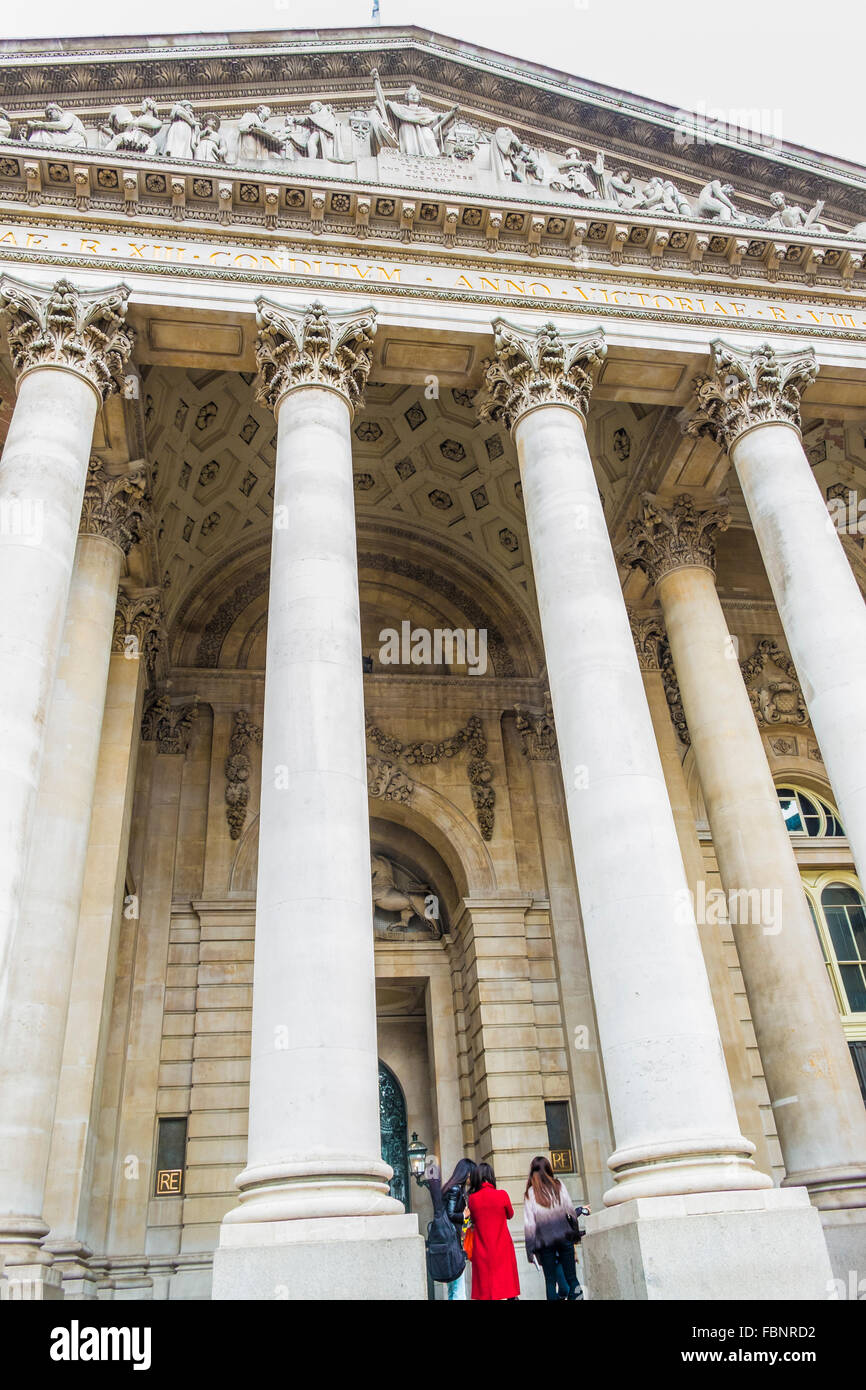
[
  {"left": 80, "top": 459, "right": 150, "bottom": 554},
  {"left": 685, "top": 339, "right": 818, "bottom": 450},
  {"left": 621, "top": 492, "right": 730, "bottom": 586},
  {"left": 141, "top": 692, "right": 199, "bottom": 755},
  {"left": 515, "top": 692, "right": 557, "bottom": 761},
  {"left": 112, "top": 590, "right": 163, "bottom": 673},
  {"left": 479, "top": 318, "right": 606, "bottom": 432},
  {"left": 0, "top": 274, "right": 134, "bottom": 401},
  {"left": 254, "top": 297, "right": 377, "bottom": 415}
]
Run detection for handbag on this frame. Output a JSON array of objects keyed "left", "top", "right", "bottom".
[{"left": 565, "top": 1210, "right": 585, "bottom": 1244}]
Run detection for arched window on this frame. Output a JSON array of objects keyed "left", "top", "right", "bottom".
[{"left": 777, "top": 785, "right": 845, "bottom": 837}]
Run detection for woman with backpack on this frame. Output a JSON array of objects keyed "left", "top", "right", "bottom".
[
  {"left": 440, "top": 1158, "right": 477, "bottom": 1300},
  {"left": 523, "top": 1154, "right": 591, "bottom": 1301},
  {"left": 466, "top": 1162, "right": 520, "bottom": 1300}
]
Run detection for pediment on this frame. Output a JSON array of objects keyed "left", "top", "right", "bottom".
[{"left": 1, "top": 24, "right": 865, "bottom": 243}]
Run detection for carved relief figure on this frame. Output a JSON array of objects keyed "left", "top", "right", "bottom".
[
  {"left": 607, "top": 168, "right": 638, "bottom": 207},
  {"left": 22, "top": 103, "right": 87, "bottom": 150},
  {"left": 0, "top": 109, "right": 11, "bottom": 142},
  {"left": 154, "top": 100, "right": 198, "bottom": 160},
  {"left": 632, "top": 176, "right": 691, "bottom": 216},
  {"left": 194, "top": 114, "right": 227, "bottom": 163},
  {"left": 278, "top": 115, "right": 311, "bottom": 161},
  {"left": 237, "top": 105, "right": 284, "bottom": 160},
  {"left": 766, "top": 191, "right": 827, "bottom": 234},
  {"left": 550, "top": 147, "right": 606, "bottom": 198},
  {"left": 304, "top": 101, "right": 340, "bottom": 160},
  {"left": 370, "top": 69, "right": 457, "bottom": 157},
  {"left": 371, "top": 853, "right": 441, "bottom": 939},
  {"left": 696, "top": 178, "right": 748, "bottom": 223},
  {"left": 102, "top": 99, "right": 162, "bottom": 154}
]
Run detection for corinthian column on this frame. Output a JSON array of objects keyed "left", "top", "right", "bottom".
[
  {"left": 212, "top": 301, "right": 425, "bottom": 1302},
  {"left": 481, "top": 320, "right": 832, "bottom": 1299},
  {"left": 687, "top": 341, "right": 866, "bottom": 900},
  {"left": 0, "top": 277, "right": 133, "bottom": 1022},
  {"left": 622, "top": 494, "right": 866, "bottom": 1267},
  {"left": 0, "top": 460, "right": 147, "bottom": 1296}
]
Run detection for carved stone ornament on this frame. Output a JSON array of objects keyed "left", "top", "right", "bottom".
[
  {"left": 79, "top": 458, "right": 150, "bottom": 554},
  {"left": 367, "top": 756, "right": 414, "bottom": 805},
  {"left": 112, "top": 591, "right": 162, "bottom": 672},
  {"left": 225, "top": 709, "right": 263, "bottom": 840},
  {"left": 515, "top": 692, "right": 557, "bottom": 761},
  {"left": 621, "top": 492, "right": 730, "bottom": 586},
  {"left": 254, "top": 297, "right": 377, "bottom": 414},
  {"left": 740, "top": 638, "right": 809, "bottom": 728},
  {"left": 686, "top": 339, "right": 819, "bottom": 451},
  {"left": 627, "top": 608, "right": 690, "bottom": 746},
  {"left": 0, "top": 274, "right": 134, "bottom": 400},
  {"left": 366, "top": 713, "right": 495, "bottom": 839},
  {"left": 141, "top": 692, "right": 199, "bottom": 754},
  {"left": 480, "top": 319, "right": 607, "bottom": 432}
]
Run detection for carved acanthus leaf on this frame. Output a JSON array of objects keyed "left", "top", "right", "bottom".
[
  {"left": 112, "top": 590, "right": 162, "bottom": 671},
  {"left": 685, "top": 339, "right": 818, "bottom": 450},
  {"left": 255, "top": 297, "right": 376, "bottom": 413},
  {"left": 621, "top": 492, "right": 730, "bottom": 585},
  {"left": 141, "top": 692, "right": 200, "bottom": 754},
  {"left": 80, "top": 459, "right": 150, "bottom": 553},
  {"left": 0, "top": 274, "right": 134, "bottom": 399},
  {"left": 627, "top": 607, "right": 690, "bottom": 746},
  {"left": 366, "top": 756, "right": 414, "bottom": 805},
  {"left": 479, "top": 319, "right": 607, "bottom": 431}
]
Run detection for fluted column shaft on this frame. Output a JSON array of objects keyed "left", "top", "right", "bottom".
[
  {"left": 224, "top": 300, "right": 398, "bottom": 1225},
  {"left": 624, "top": 496, "right": 866, "bottom": 1209},
  {"left": 483, "top": 320, "right": 767, "bottom": 1205}
]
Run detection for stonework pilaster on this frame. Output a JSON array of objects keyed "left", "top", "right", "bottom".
[
  {"left": 621, "top": 492, "right": 730, "bottom": 586},
  {"left": 686, "top": 339, "right": 819, "bottom": 450},
  {"left": 0, "top": 274, "right": 134, "bottom": 400},
  {"left": 140, "top": 693, "right": 199, "bottom": 755},
  {"left": 80, "top": 460, "right": 150, "bottom": 554},
  {"left": 112, "top": 591, "right": 162, "bottom": 674},
  {"left": 479, "top": 318, "right": 607, "bottom": 431},
  {"left": 254, "top": 297, "right": 377, "bottom": 414},
  {"left": 627, "top": 607, "right": 690, "bottom": 747},
  {"left": 514, "top": 692, "right": 557, "bottom": 761}
]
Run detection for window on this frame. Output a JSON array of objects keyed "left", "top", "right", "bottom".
[
  {"left": 154, "top": 1116, "right": 187, "bottom": 1196},
  {"left": 803, "top": 873, "right": 866, "bottom": 1034},
  {"left": 544, "top": 1101, "right": 575, "bottom": 1174},
  {"left": 777, "top": 785, "right": 845, "bottom": 837}
]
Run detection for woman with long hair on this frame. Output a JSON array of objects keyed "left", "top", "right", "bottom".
[
  {"left": 441, "top": 1157, "right": 477, "bottom": 1300},
  {"left": 523, "top": 1155, "right": 591, "bottom": 1300},
  {"left": 466, "top": 1162, "right": 520, "bottom": 1300}
]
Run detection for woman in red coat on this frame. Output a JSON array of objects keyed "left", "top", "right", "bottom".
[{"left": 466, "top": 1163, "right": 520, "bottom": 1300}]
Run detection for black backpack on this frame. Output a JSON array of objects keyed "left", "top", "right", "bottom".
[{"left": 425, "top": 1211, "right": 467, "bottom": 1283}]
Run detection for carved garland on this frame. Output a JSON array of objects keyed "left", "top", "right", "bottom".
[
  {"left": 627, "top": 609, "right": 690, "bottom": 747},
  {"left": 225, "top": 709, "right": 263, "bottom": 839},
  {"left": 365, "top": 713, "right": 495, "bottom": 839}
]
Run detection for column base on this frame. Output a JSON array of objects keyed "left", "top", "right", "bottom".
[
  {"left": 43, "top": 1240, "right": 99, "bottom": 1300},
  {"left": 212, "top": 1214, "right": 427, "bottom": 1301},
  {"left": 583, "top": 1187, "right": 833, "bottom": 1300}
]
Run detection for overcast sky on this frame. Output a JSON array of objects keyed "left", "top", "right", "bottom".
[{"left": 3, "top": 0, "right": 862, "bottom": 169}]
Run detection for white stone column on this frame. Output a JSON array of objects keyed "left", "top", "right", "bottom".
[
  {"left": 688, "top": 340, "right": 866, "bottom": 896},
  {"left": 213, "top": 300, "right": 425, "bottom": 1301},
  {"left": 623, "top": 496, "right": 866, "bottom": 1248},
  {"left": 43, "top": 590, "right": 160, "bottom": 1297},
  {"left": 480, "top": 319, "right": 833, "bottom": 1299},
  {"left": 0, "top": 278, "right": 133, "bottom": 1297}
]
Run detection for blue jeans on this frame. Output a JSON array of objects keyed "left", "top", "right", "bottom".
[
  {"left": 537, "top": 1241, "right": 582, "bottom": 1300},
  {"left": 447, "top": 1269, "right": 467, "bottom": 1300}
]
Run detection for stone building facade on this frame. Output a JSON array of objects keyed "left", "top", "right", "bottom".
[{"left": 0, "top": 25, "right": 865, "bottom": 1300}]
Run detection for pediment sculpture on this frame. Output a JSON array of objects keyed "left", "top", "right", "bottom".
[{"left": 2, "top": 88, "right": 863, "bottom": 236}]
